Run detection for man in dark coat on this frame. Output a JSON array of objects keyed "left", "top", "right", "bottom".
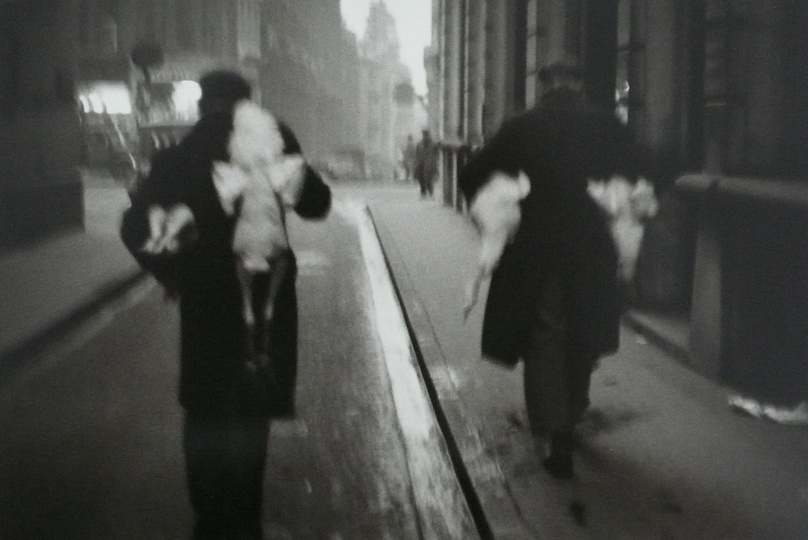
[
  {"left": 413, "top": 129, "right": 439, "bottom": 198},
  {"left": 121, "top": 70, "right": 331, "bottom": 538},
  {"left": 458, "top": 62, "right": 649, "bottom": 479}
]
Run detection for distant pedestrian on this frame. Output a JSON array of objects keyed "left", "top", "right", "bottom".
[
  {"left": 458, "top": 61, "right": 653, "bottom": 479},
  {"left": 402, "top": 134, "right": 416, "bottom": 181},
  {"left": 120, "top": 70, "right": 331, "bottom": 538},
  {"left": 413, "top": 129, "right": 439, "bottom": 198}
]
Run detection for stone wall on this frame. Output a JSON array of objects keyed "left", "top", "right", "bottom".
[{"left": 0, "top": 1, "right": 83, "bottom": 250}]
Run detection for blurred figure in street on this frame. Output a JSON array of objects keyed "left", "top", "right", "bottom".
[
  {"left": 402, "top": 134, "right": 416, "bottom": 182},
  {"left": 458, "top": 61, "right": 653, "bottom": 479},
  {"left": 120, "top": 70, "right": 331, "bottom": 539},
  {"left": 413, "top": 129, "right": 439, "bottom": 198}
]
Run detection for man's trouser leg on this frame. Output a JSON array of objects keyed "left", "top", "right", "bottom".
[
  {"left": 523, "top": 271, "right": 570, "bottom": 436},
  {"left": 523, "top": 272, "right": 598, "bottom": 434},
  {"left": 183, "top": 413, "right": 270, "bottom": 539}
]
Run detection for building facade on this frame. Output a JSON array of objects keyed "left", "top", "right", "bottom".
[
  {"left": 74, "top": 0, "right": 265, "bottom": 169},
  {"left": 262, "top": 0, "right": 362, "bottom": 171},
  {"left": 357, "top": 1, "right": 401, "bottom": 180},
  {"left": 432, "top": 0, "right": 808, "bottom": 400},
  {"left": 73, "top": 0, "right": 362, "bottom": 170},
  {"left": 0, "top": 0, "right": 364, "bottom": 248},
  {"left": 0, "top": 1, "right": 83, "bottom": 249},
  {"left": 356, "top": 1, "right": 424, "bottom": 181}
]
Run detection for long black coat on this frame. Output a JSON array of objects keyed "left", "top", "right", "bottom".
[
  {"left": 458, "top": 92, "right": 647, "bottom": 366},
  {"left": 121, "top": 111, "right": 331, "bottom": 418}
]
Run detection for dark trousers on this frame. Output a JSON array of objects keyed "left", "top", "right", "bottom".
[
  {"left": 418, "top": 177, "right": 434, "bottom": 197},
  {"left": 523, "top": 270, "right": 598, "bottom": 435},
  {"left": 183, "top": 414, "right": 270, "bottom": 540}
]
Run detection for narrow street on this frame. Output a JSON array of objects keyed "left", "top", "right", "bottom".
[
  {"left": 1, "top": 181, "right": 808, "bottom": 539},
  {"left": 0, "top": 186, "right": 477, "bottom": 540},
  {"left": 3, "top": 0, "right": 808, "bottom": 538}
]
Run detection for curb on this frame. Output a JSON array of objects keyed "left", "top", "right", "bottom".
[
  {"left": 368, "top": 207, "right": 538, "bottom": 540},
  {"left": 0, "top": 270, "right": 148, "bottom": 383},
  {"left": 622, "top": 311, "right": 690, "bottom": 364}
]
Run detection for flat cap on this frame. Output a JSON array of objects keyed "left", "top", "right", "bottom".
[{"left": 199, "top": 70, "right": 251, "bottom": 102}]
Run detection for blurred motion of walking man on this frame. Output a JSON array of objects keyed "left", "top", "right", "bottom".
[
  {"left": 413, "top": 129, "right": 439, "bottom": 198},
  {"left": 458, "top": 61, "right": 653, "bottom": 479},
  {"left": 121, "top": 70, "right": 331, "bottom": 539}
]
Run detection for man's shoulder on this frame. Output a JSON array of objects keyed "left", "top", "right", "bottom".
[
  {"left": 144, "top": 145, "right": 182, "bottom": 180},
  {"left": 156, "top": 116, "right": 230, "bottom": 163}
]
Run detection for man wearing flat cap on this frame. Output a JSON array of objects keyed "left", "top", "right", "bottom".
[
  {"left": 458, "top": 61, "right": 654, "bottom": 479},
  {"left": 122, "top": 70, "right": 331, "bottom": 539}
]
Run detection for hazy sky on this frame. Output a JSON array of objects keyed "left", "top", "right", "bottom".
[{"left": 340, "top": 0, "right": 432, "bottom": 95}]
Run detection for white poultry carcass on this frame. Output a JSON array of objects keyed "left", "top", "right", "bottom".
[
  {"left": 464, "top": 170, "right": 531, "bottom": 319},
  {"left": 586, "top": 176, "right": 658, "bottom": 282},
  {"left": 213, "top": 100, "right": 306, "bottom": 369}
]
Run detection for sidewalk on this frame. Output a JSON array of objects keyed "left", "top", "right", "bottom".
[
  {"left": 362, "top": 185, "right": 808, "bottom": 539},
  {"left": 0, "top": 178, "right": 144, "bottom": 376},
  {"left": 0, "top": 230, "right": 143, "bottom": 362}
]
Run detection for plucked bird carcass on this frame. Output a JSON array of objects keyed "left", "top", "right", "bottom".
[
  {"left": 586, "top": 175, "right": 658, "bottom": 282},
  {"left": 212, "top": 100, "right": 306, "bottom": 370},
  {"left": 463, "top": 170, "right": 531, "bottom": 319}
]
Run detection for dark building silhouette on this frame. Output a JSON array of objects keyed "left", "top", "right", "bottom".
[
  {"left": 433, "top": 0, "right": 808, "bottom": 402},
  {"left": 0, "top": 1, "right": 83, "bottom": 250},
  {"left": 0, "top": 0, "right": 362, "bottom": 248}
]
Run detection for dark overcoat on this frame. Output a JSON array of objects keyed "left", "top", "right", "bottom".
[
  {"left": 458, "top": 91, "right": 647, "bottom": 366},
  {"left": 121, "top": 111, "right": 331, "bottom": 418},
  {"left": 414, "top": 138, "right": 439, "bottom": 183}
]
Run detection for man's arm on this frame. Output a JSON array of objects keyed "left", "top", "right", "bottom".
[
  {"left": 120, "top": 147, "right": 189, "bottom": 293},
  {"left": 457, "top": 117, "right": 523, "bottom": 204},
  {"left": 278, "top": 122, "right": 331, "bottom": 219}
]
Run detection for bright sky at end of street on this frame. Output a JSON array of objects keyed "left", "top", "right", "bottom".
[{"left": 340, "top": 0, "right": 432, "bottom": 96}]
